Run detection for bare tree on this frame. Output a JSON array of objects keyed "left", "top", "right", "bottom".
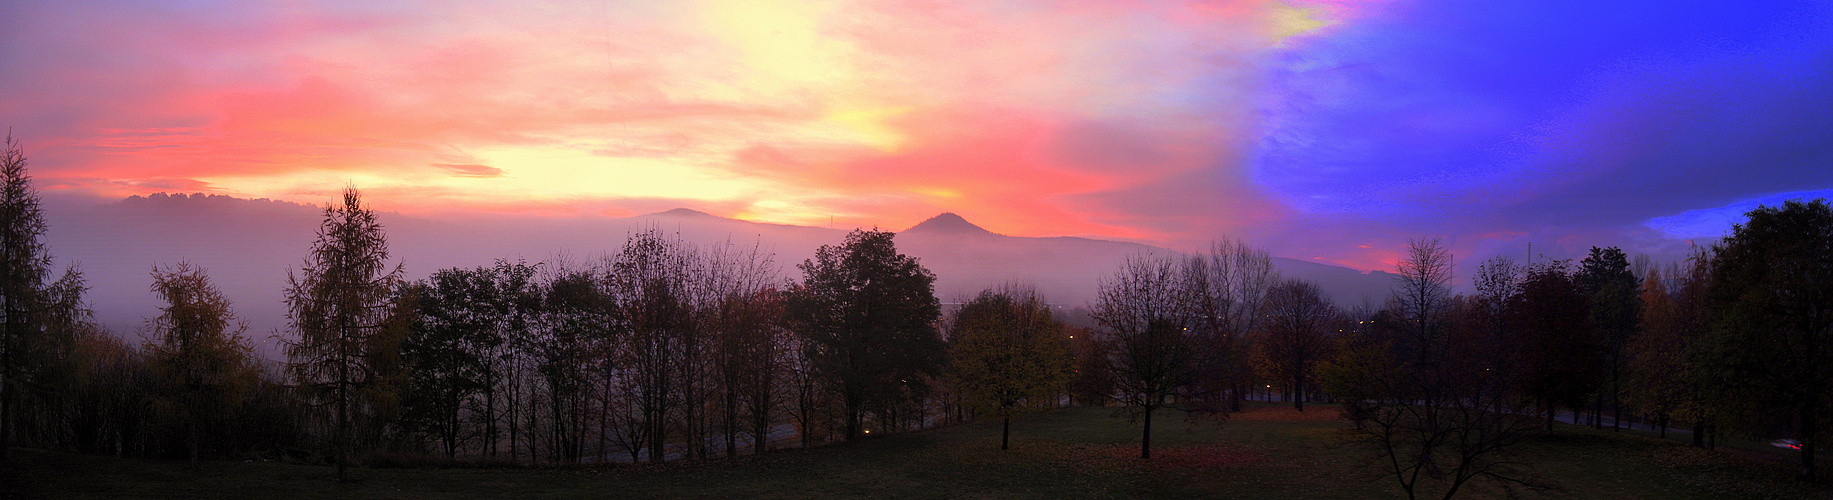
[
  {"left": 1182, "top": 239, "right": 1276, "bottom": 412},
  {"left": 1094, "top": 252, "right": 1199, "bottom": 459},
  {"left": 702, "top": 239, "right": 782, "bottom": 457},
  {"left": 606, "top": 227, "right": 695, "bottom": 462},
  {"left": 1324, "top": 310, "right": 1547, "bottom": 498},
  {"left": 1392, "top": 238, "right": 1453, "bottom": 377},
  {"left": 284, "top": 187, "right": 403, "bottom": 481}
]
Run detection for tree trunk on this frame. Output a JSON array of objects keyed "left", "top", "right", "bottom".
[
  {"left": 188, "top": 418, "right": 199, "bottom": 464},
  {"left": 1001, "top": 414, "right": 1010, "bottom": 451},
  {"left": 1140, "top": 406, "right": 1153, "bottom": 460},
  {"left": 0, "top": 326, "right": 12, "bottom": 463},
  {"left": 1294, "top": 376, "right": 1305, "bottom": 412},
  {"left": 1612, "top": 373, "right": 1622, "bottom": 432},
  {"left": 1801, "top": 403, "right": 1818, "bottom": 482}
]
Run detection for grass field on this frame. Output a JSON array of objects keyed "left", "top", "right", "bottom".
[{"left": 4, "top": 403, "right": 1827, "bottom": 499}]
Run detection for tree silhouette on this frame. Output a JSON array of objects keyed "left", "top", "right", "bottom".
[
  {"left": 1511, "top": 260, "right": 1602, "bottom": 429},
  {"left": 1182, "top": 239, "right": 1276, "bottom": 412},
  {"left": 607, "top": 227, "right": 696, "bottom": 462},
  {"left": 1701, "top": 199, "right": 1833, "bottom": 481},
  {"left": 791, "top": 228, "right": 942, "bottom": 441},
  {"left": 1323, "top": 244, "right": 1549, "bottom": 499},
  {"left": 1257, "top": 279, "right": 1338, "bottom": 412},
  {"left": 1392, "top": 238, "right": 1452, "bottom": 375},
  {"left": 1094, "top": 253, "right": 1200, "bottom": 459},
  {"left": 284, "top": 187, "right": 403, "bottom": 481},
  {"left": 1578, "top": 246, "right": 1639, "bottom": 430},
  {"left": 402, "top": 270, "right": 492, "bottom": 458},
  {"left": 0, "top": 133, "right": 56, "bottom": 462}
]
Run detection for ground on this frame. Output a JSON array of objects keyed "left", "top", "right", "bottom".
[{"left": 3, "top": 403, "right": 1826, "bottom": 499}]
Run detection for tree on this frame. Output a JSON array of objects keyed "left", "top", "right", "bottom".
[
  {"left": 1391, "top": 238, "right": 1452, "bottom": 372},
  {"left": 1257, "top": 279, "right": 1338, "bottom": 412},
  {"left": 401, "top": 272, "right": 488, "bottom": 459},
  {"left": 790, "top": 229, "right": 943, "bottom": 441},
  {"left": 1094, "top": 252, "right": 1200, "bottom": 459},
  {"left": 1511, "top": 260, "right": 1603, "bottom": 428},
  {"left": 1626, "top": 252, "right": 1710, "bottom": 440},
  {"left": 701, "top": 240, "right": 783, "bottom": 457},
  {"left": 1181, "top": 239, "right": 1276, "bottom": 412},
  {"left": 1067, "top": 327, "right": 1113, "bottom": 407},
  {"left": 144, "top": 262, "right": 256, "bottom": 463},
  {"left": 1701, "top": 199, "right": 1833, "bottom": 481},
  {"left": 607, "top": 227, "right": 696, "bottom": 462},
  {"left": 1578, "top": 246, "right": 1639, "bottom": 431},
  {"left": 284, "top": 187, "right": 403, "bottom": 481},
  {"left": 947, "top": 287, "right": 1075, "bottom": 450},
  {"left": 0, "top": 133, "right": 59, "bottom": 462},
  {"left": 1322, "top": 247, "right": 1550, "bottom": 499},
  {"left": 526, "top": 266, "right": 604, "bottom": 464}
]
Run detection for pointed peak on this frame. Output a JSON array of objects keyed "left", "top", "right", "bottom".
[
  {"left": 904, "top": 212, "right": 995, "bottom": 236},
  {"left": 653, "top": 208, "right": 716, "bottom": 218}
]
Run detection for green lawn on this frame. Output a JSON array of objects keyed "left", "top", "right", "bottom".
[{"left": 4, "top": 404, "right": 1826, "bottom": 499}]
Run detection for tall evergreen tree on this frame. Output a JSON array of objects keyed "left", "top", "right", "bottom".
[
  {"left": 284, "top": 187, "right": 403, "bottom": 481},
  {"left": 0, "top": 133, "right": 53, "bottom": 462}
]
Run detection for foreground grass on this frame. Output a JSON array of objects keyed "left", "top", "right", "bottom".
[{"left": 5, "top": 403, "right": 1827, "bottom": 499}]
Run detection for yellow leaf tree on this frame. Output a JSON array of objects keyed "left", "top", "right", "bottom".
[{"left": 947, "top": 286, "right": 1074, "bottom": 450}]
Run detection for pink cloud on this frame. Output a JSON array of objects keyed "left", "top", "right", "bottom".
[{"left": 9, "top": 0, "right": 1361, "bottom": 257}]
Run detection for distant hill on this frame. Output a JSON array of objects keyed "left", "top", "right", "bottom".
[{"left": 44, "top": 196, "right": 1397, "bottom": 359}]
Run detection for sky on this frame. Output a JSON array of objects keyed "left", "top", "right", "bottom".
[{"left": 5, "top": 0, "right": 1833, "bottom": 272}]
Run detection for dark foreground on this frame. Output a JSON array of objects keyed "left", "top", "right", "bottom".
[{"left": 4, "top": 404, "right": 1827, "bottom": 499}]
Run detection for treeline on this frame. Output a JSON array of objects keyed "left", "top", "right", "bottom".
[
  {"left": 1077, "top": 207, "right": 1830, "bottom": 495},
  {"left": 0, "top": 136, "right": 1826, "bottom": 491}
]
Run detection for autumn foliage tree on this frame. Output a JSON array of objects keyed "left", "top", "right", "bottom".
[
  {"left": 1626, "top": 249, "right": 1711, "bottom": 440},
  {"left": 284, "top": 187, "right": 404, "bottom": 481},
  {"left": 947, "top": 287, "right": 1074, "bottom": 450},
  {"left": 145, "top": 262, "right": 256, "bottom": 463}
]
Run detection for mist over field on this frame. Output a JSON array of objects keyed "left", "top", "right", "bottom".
[{"left": 44, "top": 192, "right": 1400, "bottom": 358}]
